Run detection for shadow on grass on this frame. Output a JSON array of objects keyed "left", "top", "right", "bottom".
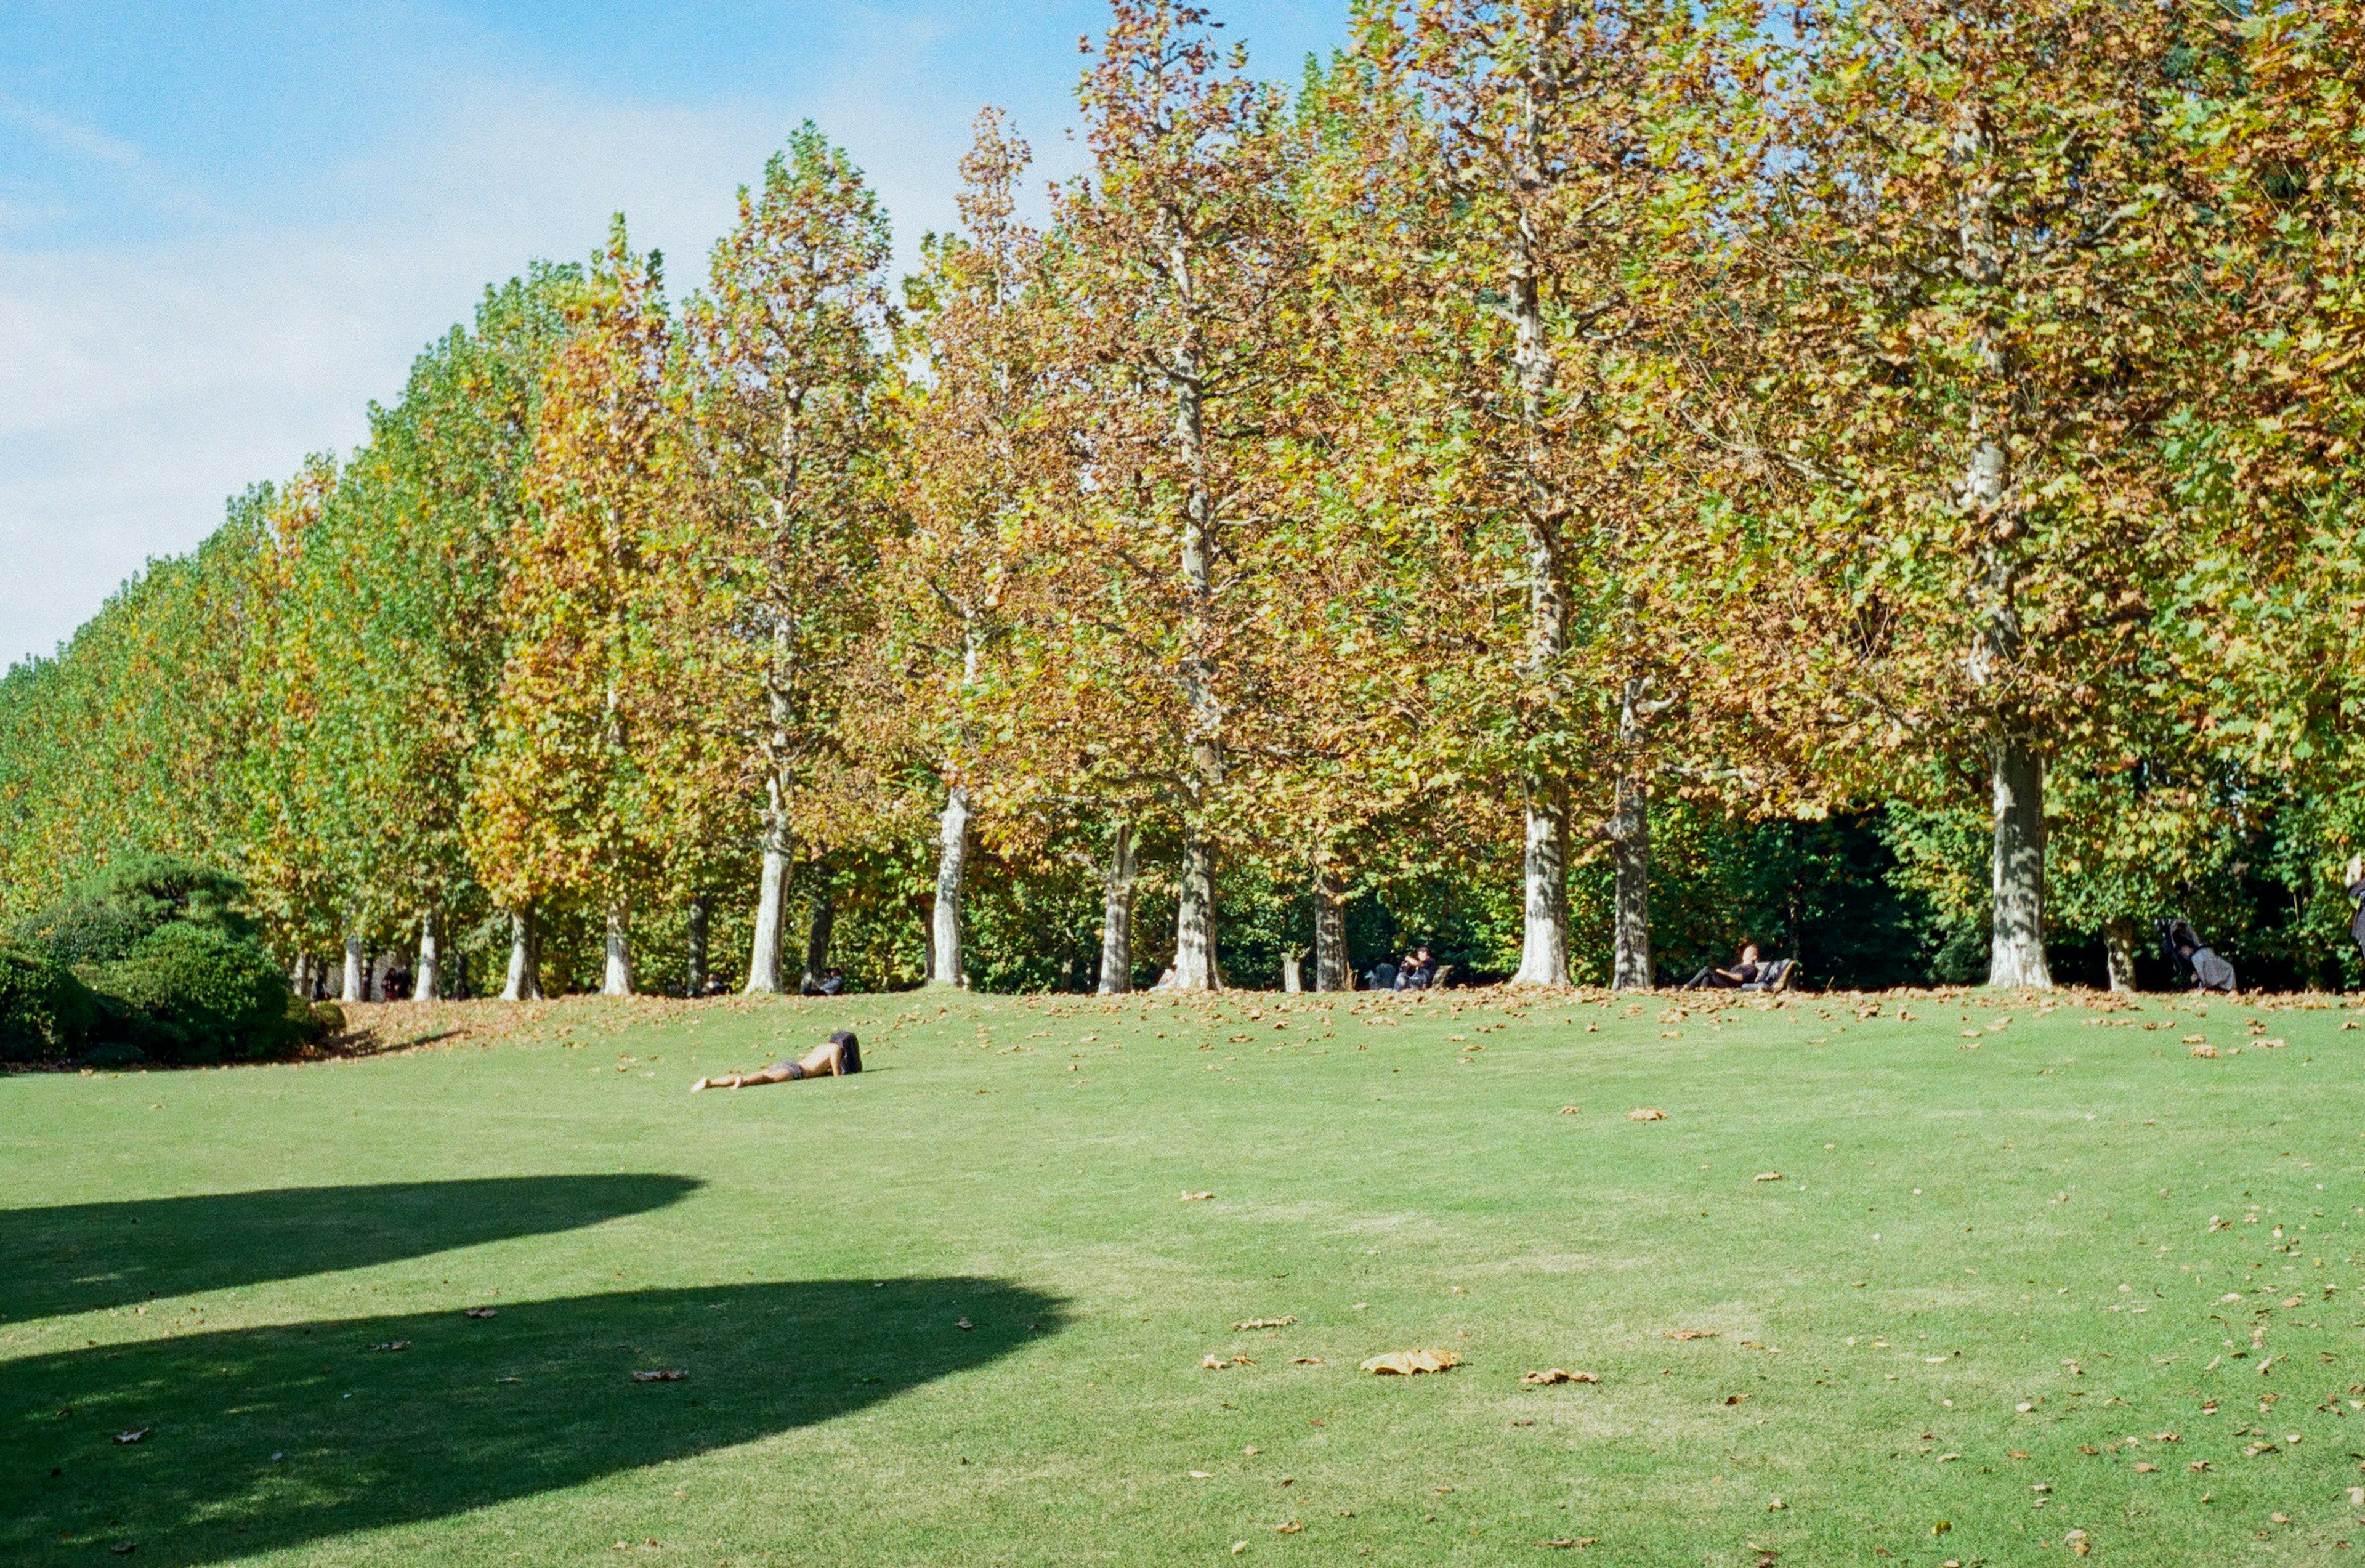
[
  {"left": 0, "top": 1175, "right": 701, "bottom": 1322},
  {"left": 5, "top": 1277, "right": 1064, "bottom": 1565}
]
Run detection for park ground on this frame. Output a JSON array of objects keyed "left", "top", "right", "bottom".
[{"left": 5, "top": 985, "right": 2365, "bottom": 1566}]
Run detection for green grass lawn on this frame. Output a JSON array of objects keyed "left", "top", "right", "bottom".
[{"left": 6, "top": 985, "right": 2365, "bottom": 1567}]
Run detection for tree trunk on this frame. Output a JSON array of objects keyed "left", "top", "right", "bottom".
[
  {"left": 602, "top": 901, "right": 634, "bottom": 996},
  {"left": 1987, "top": 736, "right": 2052, "bottom": 988},
  {"left": 1507, "top": 202, "right": 1572, "bottom": 989},
  {"left": 802, "top": 892, "right": 835, "bottom": 992},
  {"left": 2103, "top": 914, "right": 2138, "bottom": 993},
  {"left": 1312, "top": 867, "right": 1349, "bottom": 993},
  {"left": 502, "top": 906, "right": 542, "bottom": 1001},
  {"left": 685, "top": 897, "right": 709, "bottom": 997},
  {"left": 342, "top": 932, "right": 366, "bottom": 1004},
  {"left": 1173, "top": 828, "right": 1220, "bottom": 990},
  {"left": 1511, "top": 783, "right": 1570, "bottom": 986},
  {"left": 412, "top": 908, "right": 441, "bottom": 1001},
  {"left": 1098, "top": 823, "right": 1136, "bottom": 995},
  {"left": 745, "top": 824, "right": 790, "bottom": 995},
  {"left": 931, "top": 785, "right": 970, "bottom": 987},
  {"left": 1281, "top": 952, "right": 1303, "bottom": 993},
  {"left": 1610, "top": 771, "right": 1652, "bottom": 990}
]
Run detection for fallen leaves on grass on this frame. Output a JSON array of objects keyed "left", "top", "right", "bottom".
[
  {"left": 2065, "top": 1529, "right": 2091, "bottom": 1557},
  {"left": 1558, "top": 1106, "right": 1581, "bottom": 1115},
  {"left": 1665, "top": 1329, "right": 1718, "bottom": 1342},
  {"left": 1275, "top": 1521, "right": 1303, "bottom": 1535},
  {"left": 1361, "top": 1348, "right": 1460, "bottom": 1375},
  {"left": 2183, "top": 1034, "right": 2207, "bottom": 1045},
  {"left": 1180, "top": 1190, "right": 1215, "bottom": 1202},
  {"left": 2191, "top": 1043, "right": 2220, "bottom": 1058},
  {"left": 1522, "top": 1368, "right": 1598, "bottom": 1384},
  {"left": 1627, "top": 1108, "right": 1667, "bottom": 1121},
  {"left": 1189, "top": 1469, "right": 1213, "bottom": 1479},
  {"left": 113, "top": 1428, "right": 149, "bottom": 1445},
  {"left": 630, "top": 1370, "right": 685, "bottom": 1383},
  {"left": 1234, "top": 1317, "right": 1297, "bottom": 1330},
  {"left": 1203, "top": 1354, "right": 1256, "bottom": 1369},
  {"left": 1753, "top": 1172, "right": 1783, "bottom": 1182},
  {"left": 1289, "top": 1357, "right": 1322, "bottom": 1365}
]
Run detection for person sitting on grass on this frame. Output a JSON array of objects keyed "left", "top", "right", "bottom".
[
  {"left": 690, "top": 1030, "right": 862, "bottom": 1091},
  {"left": 2347, "top": 855, "right": 2365, "bottom": 971}
]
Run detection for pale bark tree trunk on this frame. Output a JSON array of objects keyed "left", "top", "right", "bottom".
[
  {"left": 1281, "top": 952, "right": 1303, "bottom": 993},
  {"left": 1513, "top": 787, "right": 1570, "bottom": 986},
  {"left": 1312, "top": 867, "right": 1349, "bottom": 993},
  {"left": 502, "top": 905, "right": 542, "bottom": 1001},
  {"left": 412, "top": 908, "right": 441, "bottom": 1001},
  {"left": 685, "top": 897, "right": 709, "bottom": 996},
  {"left": 2103, "top": 914, "right": 2138, "bottom": 993},
  {"left": 1989, "top": 737, "right": 2051, "bottom": 988},
  {"left": 802, "top": 892, "right": 835, "bottom": 992},
  {"left": 746, "top": 810, "right": 790, "bottom": 995},
  {"left": 1165, "top": 209, "right": 1226, "bottom": 993},
  {"left": 1609, "top": 772, "right": 1652, "bottom": 990},
  {"left": 1098, "top": 823, "right": 1136, "bottom": 995},
  {"left": 1507, "top": 209, "right": 1571, "bottom": 988},
  {"left": 342, "top": 932, "right": 366, "bottom": 1004},
  {"left": 1173, "top": 831, "right": 1221, "bottom": 990},
  {"left": 602, "top": 902, "right": 634, "bottom": 996},
  {"left": 1953, "top": 91, "right": 2052, "bottom": 993},
  {"left": 931, "top": 785, "right": 970, "bottom": 987}
]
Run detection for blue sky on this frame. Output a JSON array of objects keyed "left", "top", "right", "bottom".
[{"left": 0, "top": 1, "right": 1346, "bottom": 668}]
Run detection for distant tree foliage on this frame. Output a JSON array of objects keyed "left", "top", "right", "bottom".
[{"left": 7, "top": 0, "right": 2365, "bottom": 1002}]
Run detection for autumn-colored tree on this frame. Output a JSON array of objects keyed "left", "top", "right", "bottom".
[
  {"left": 679, "top": 124, "right": 895, "bottom": 995},
  {"left": 1032, "top": 0, "right": 1309, "bottom": 990},
  {"left": 471, "top": 222, "right": 674, "bottom": 996},
  {"left": 1742, "top": 0, "right": 2230, "bottom": 987},
  {"left": 886, "top": 109, "right": 1054, "bottom": 988}
]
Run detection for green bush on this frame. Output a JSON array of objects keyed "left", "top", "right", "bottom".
[
  {"left": 97, "top": 923, "right": 301, "bottom": 1065},
  {"left": 10, "top": 853, "right": 258, "bottom": 968},
  {"left": 0, "top": 944, "right": 102, "bottom": 1062},
  {"left": 292, "top": 996, "right": 345, "bottom": 1045}
]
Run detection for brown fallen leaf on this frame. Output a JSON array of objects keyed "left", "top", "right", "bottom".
[
  {"left": 1360, "top": 1348, "right": 1460, "bottom": 1376},
  {"left": 630, "top": 1370, "right": 685, "bottom": 1383},
  {"left": 113, "top": 1428, "right": 149, "bottom": 1445},
  {"left": 2066, "top": 1529, "right": 2091, "bottom": 1557},
  {"left": 1724, "top": 1393, "right": 1750, "bottom": 1405},
  {"left": 1180, "top": 1190, "right": 1215, "bottom": 1202},
  {"left": 1666, "top": 1329, "right": 1718, "bottom": 1341},
  {"left": 1753, "top": 1172, "right": 1783, "bottom": 1182},
  {"left": 1627, "top": 1107, "right": 1667, "bottom": 1121},
  {"left": 1234, "top": 1317, "right": 1298, "bottom": 1330},
  {"left": 463, "top": 1307, "right": 497, "bottom": 1319},
  {"left": 1202, "top": 1355, "right": 1226, "bottom": 1370},
  {"left": 1289, "top": 1357, "right": 1322, "bottom": 1365},
  {"left": 1558, "top": 1106, "right": 1581, "bottom": 1115},
  {"left": 2134, "top": 1462, "right": 2158, "bottom": 1473},
  {"left": 1189, "top": 1469, "right": 1213, "bottom": 1479},
  {"left": 2191, "top": 1043, "right": 2220, "bottom": 1059},
  {"left": 1275, "top": 1521, "right": 1303, "bottom": 1535},
  {"left": 2183, "top": 1034, "right": 2207, "bottom": 1045},
  {"left": 1522, "top": 1368, "right": 1599, "bottom": 1385}
]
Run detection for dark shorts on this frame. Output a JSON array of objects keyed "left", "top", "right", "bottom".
[{"left": 766, "top": 1061, "right": 806, "bottom": 1080}]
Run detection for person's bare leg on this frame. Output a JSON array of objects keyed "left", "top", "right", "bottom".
[{"left": 690, "top": 1063, "right": 799, "bottom": 1093}]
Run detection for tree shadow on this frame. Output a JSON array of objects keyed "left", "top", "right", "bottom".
[
  {"left": 4, "top": 1277, "right": 1064, "bottom": 1565},
  {"left": 0, "top": 1175, "right": 701, "bottom": 1323}
]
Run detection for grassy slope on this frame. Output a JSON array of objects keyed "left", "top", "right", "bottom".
[{"left": 4, "top": 986, "right": 2364, "bottom": 1567}]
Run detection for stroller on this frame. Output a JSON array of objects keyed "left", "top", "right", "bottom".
[{"left": 2158, "top": 917, "right": 2238, "bottom": 994}]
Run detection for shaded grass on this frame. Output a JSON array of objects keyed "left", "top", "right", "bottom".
[{"left": 4, "top": 984, "right": 2364, "bottom": 1565}]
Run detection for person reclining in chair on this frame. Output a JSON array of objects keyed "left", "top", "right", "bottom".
[
  {"left": 690, "top": 1030, "right": 861, "bottom": 1091},
  {"left": 1683, "top": 942, "right": 1764, "bottom": 990}
]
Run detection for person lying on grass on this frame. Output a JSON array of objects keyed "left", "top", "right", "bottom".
[{"left": 690, "top": 1030, "right": 861, "bottom": 1092}]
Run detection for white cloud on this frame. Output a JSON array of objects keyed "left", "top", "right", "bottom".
[{"left": 0, "top": 62, "right": 1029, "bottom": 668}]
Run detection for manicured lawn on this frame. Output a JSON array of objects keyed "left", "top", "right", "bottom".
[{"left": 6, "top": 985, "right": 2364, "bottom": 1566}]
